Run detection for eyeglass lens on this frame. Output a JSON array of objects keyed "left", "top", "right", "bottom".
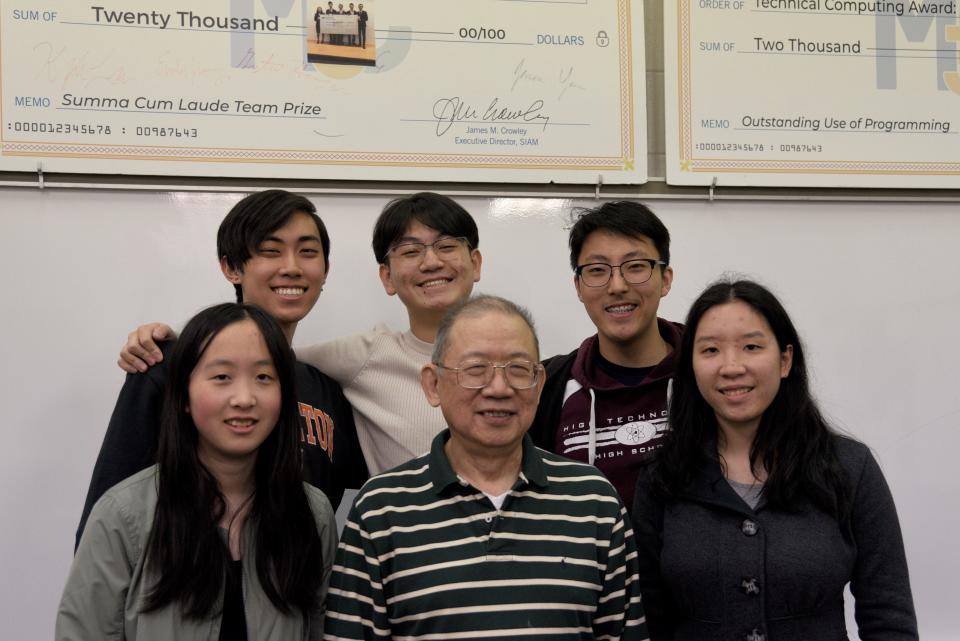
[
  {"left": 579, "top": 260, "right": 655, "bottom": 286},
  {"left": 390, "top": 237, "right": 465, "bottom": 260},
  {"left": 455, "top": 361, "right": 538, "bottom": 389}
]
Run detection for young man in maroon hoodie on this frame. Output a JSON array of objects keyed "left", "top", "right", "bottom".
[{"left": 529, "top": 201, "right": 680, "bottom": 511}]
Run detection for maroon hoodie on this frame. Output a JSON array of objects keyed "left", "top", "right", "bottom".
[{"left": 530, "top": 319, "right": 683, "bottom": 510}]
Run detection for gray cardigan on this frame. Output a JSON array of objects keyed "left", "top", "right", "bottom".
[
  {"left": 56, "top": 466, "right": 337, "bottom": 641},
  {"left": 632, "top": 436, "right": 918, "bottom": 641}
]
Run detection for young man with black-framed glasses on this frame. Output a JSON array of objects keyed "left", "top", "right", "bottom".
[{"left": 528, "top": 201, "right": 682, "bottom": 511}]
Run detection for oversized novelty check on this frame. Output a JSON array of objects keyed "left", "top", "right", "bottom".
[
  {"left": 0, "top": 0, "right": 646, "bottom": 183},
  {"left": 319, "top": 15, "right": 358, "bottom": 37},
  {"left": 665, "top": 0, "right": 960, "bottom": 188}
]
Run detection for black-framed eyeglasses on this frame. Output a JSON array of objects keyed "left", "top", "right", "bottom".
[
  {"left": 435, "top": 359, "right": 543, "bottom": 390},
  {"left": 387, "top": 236, "right": 469, "bottom": 262},
  {"left": 575, "top": 259, "right": 666, "bottom": 288}
]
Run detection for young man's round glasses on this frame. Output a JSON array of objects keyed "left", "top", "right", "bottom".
[
  {"left": 575, "top": 259, "right": 666, "bottom": 288},
  {"left": 435, "top": 360, "right": 543, "bottom": 390},
  {"left": 387, "top": 236, "right": 469, "bottom": 262}
]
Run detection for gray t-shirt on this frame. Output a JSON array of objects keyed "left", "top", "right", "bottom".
[{"left": 726, "top": 478, "right": 764, "bottom": 510}]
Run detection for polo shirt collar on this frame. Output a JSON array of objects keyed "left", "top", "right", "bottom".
[
  {"left": 518, "top": 434, "right": 549, "bottom": 488},
  {"left": 428, "top": 430, "right": 549, "bottom": 495}
]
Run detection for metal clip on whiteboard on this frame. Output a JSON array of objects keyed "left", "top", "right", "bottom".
[
  {"left": 708, "top": 176, "right": 718, "bottom": 202},
  {"left": 37, "top": 163, "right": 45, "bottom": 190},
  {"left": 595, "top": 175, "right": 603, "bottom": 200}
]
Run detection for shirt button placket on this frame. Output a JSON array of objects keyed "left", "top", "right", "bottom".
[
  {"left": 478, "top": 513, "right": 494, "bottom": 557},
  {"left": 737, "top": 519, "right": 763, "bottom": 640}
]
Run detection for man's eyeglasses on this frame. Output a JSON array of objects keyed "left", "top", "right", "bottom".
[
  {"left": 436, "top": 360, "right": 543, "bottom": 390},
  {"left": 575, "top": 259, "right": 666, "bottom": 288},
  {"left": 387, "top": 237, "right": 469, "bottom": 262}
]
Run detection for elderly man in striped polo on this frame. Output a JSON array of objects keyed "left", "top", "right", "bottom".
[{"left": 325, "top": 294, "right": 648, "bottom": 640}]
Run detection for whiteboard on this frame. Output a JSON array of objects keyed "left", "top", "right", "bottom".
[{"left": 0, "top": 188, "right": 955, "bottom": 640}]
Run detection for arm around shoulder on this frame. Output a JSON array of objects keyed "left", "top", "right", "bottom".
[{"left": 296, "top": 328, "right": 381, "bottom": 387}]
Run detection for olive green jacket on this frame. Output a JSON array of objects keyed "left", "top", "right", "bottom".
[{"left": 56, "top": 466, "right": 337, "bottom": 641}]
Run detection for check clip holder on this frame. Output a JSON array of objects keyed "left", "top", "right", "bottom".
[
  {"left": 37, "top": 163, "right": 45, "bottom": 190},
  {"left": 708, "top": 176, "right": 718, "bottom": 202},
  {"left": 595, "top": 174, "right": 603, "bottom": 200}
]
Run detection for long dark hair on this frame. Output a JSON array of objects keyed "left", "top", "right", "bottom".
[
  {"left": 655, "top": 279, "right": 849, "bottom": 518},
  {"left": 143, "top": 303, "right": 323, "bottom": 618}
]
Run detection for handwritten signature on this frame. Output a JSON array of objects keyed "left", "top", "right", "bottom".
[
  {"left": 511, "top": 58, "right": 586, "bottom": 101},
  {"left": 511, "top": 58, "right": 543, "bottom": 91},
  {"left": 558, "top": 66, "right": 586, "bottom": 100},
  {"left": 432, "top": 97, "right": 550, "bottom": 136},
  {"left": 33, "top": 41, "right": 130, "bottom": 90}
]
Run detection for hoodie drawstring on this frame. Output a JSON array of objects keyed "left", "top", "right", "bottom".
[{"left": 587, "top": 388, "right": 597, "bottom": 465}]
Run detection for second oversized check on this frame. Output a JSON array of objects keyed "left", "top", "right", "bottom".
[
  {"left": 665, "top": 1, "right": 960, "bottom": 188},
  {"left": 0, "top": 1, "right": 646, "bottom": 183}
]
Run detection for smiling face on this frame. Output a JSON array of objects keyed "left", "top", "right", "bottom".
[
  {"left": 379, "top": 220, "right": 482, "bottom": 330},
  {"left": 188, "top": 319, "right": 282, "bottom": 467},
  {"left": 692, "top": 300, "right": 793, "bottom": 438},
  {"left": 574, "top": 230, "right": 673, "bottom": 362},
  {"left": 421, "top": 311, "right": 543, "bottom": 458},
  {"left": 221, "top": 211, "right": 326, "bottom": 342}
]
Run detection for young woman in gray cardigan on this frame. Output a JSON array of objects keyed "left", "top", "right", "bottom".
[
  {"left": 57, "top": 304, "right": 336, "bottom": 641},
  {"left": 633, "top": 279, "right": 918, "bottom": 641}
]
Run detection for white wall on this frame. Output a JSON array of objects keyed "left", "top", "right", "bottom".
[{"left": 0, "top": 188, "right": 955, "bottom": 640}]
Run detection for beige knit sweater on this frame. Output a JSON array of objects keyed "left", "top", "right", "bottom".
[{"left": 297, "top": 323, "right": 446, "bottom": 475}]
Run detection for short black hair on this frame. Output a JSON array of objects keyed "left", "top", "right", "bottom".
[
  {"left": 372, "top": 192, "right": 479, "bottom": 264},
  {"left": 568, "top": 201, "right": 670, "bottom": 271},
  {"left": 217, "top": 190, "right": 329, "bottom": 303}
]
